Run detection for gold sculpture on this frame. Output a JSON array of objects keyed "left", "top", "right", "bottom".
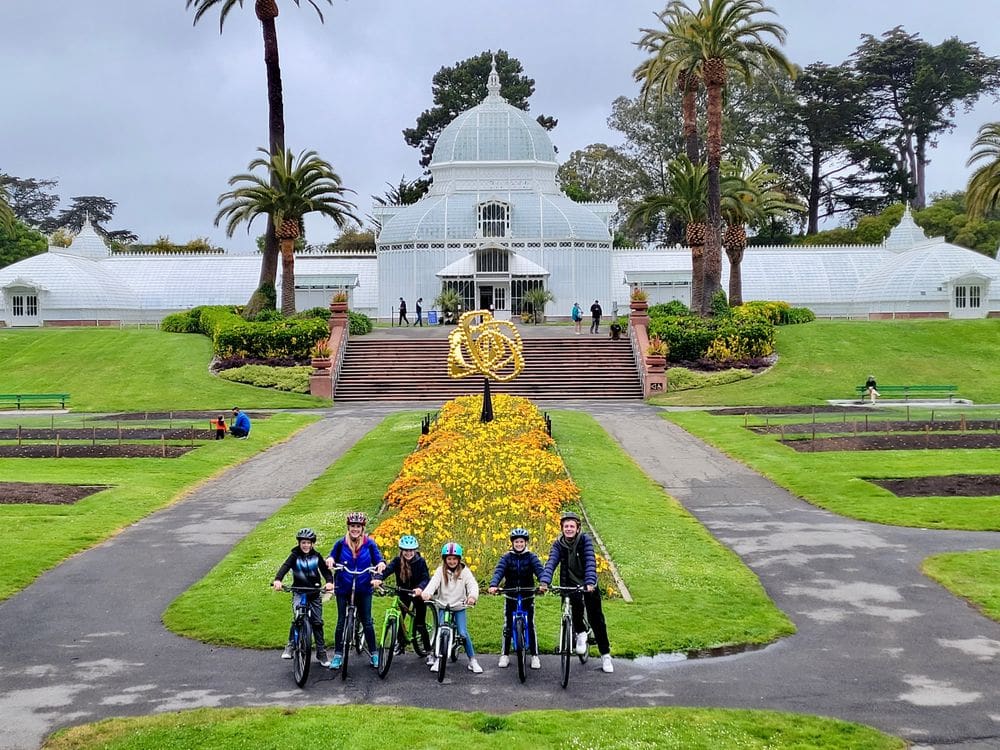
[{"left": 447, "top": 310, "right": 524, "bottom": 382}]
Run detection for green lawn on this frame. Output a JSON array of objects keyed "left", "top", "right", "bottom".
[
  {"left": 164, "top": 411, "right": 794, "bottom": 656},
  {"left": 0, "top": 328, "right": 322, "bottom": 411},
  {"left": 0, "top": 412, "right": 316, "bottom": 600},
  {"left": 664, "top": 410, "right": 1000, "bottom": 531},
  {"left": 651, "top": 319, "right": 1000, "bottom": 406},
  {"left": 43, "top": 706, "right": 904, "bottom": 750},
  {"left": 923, "top": 550, "right": 1000, "bottom": 622}
]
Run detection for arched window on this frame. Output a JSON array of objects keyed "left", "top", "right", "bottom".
[{"left": 478, "top": 201, "right": 509, "bottom": 238}]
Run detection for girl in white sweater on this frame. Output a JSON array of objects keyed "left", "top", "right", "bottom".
[{"left": 417, "top": 541, "right": 482, "bottom": 673}]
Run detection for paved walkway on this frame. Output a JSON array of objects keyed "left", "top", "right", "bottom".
[{"left": 0, "top": 402, "right": 998, "bottom": 749}]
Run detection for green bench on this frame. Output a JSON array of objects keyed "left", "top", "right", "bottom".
[
  {"left": 0, "top": 393, "right": 70, "bottom": 409},
  {"left": 855, "top": 385, "right": 957, "bottom": 401}
]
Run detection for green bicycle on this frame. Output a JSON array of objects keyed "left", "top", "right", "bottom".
[{"left": 375, "top": 584, "right": 437, "bottom": 679}]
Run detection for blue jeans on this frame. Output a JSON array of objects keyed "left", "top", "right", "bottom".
[
  {"left": 440, "top": 608, "right": 475, "bottom": 658},
  {"left": 334, "top": 591, "right": 376, "bottom": 654}
]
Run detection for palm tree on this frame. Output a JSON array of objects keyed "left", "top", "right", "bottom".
[
  {"left": 966, "top": 122, "right": 1000, "bottom": 220},
  {"left": 642, "top": 0, "right": 794, "bottom": 314},
  {"left": 216, "top": 147, "right": 359, "bottom": 315},
  {"left": 0, "top": 185, "right": 15, "bottom": 235},
  {"left": 187, "top": 0, "right": 334, "bottom": 315},
  {"left": 629, "top": 156, "right": 709, "bottom": 313},
  {"left": 721, "top": 163, "right": 802, "bottom": 305}
]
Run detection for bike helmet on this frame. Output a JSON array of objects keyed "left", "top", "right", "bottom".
[
  {"left": 398, "top": 535, "right": 419, "bottom": 550},
  {"left": 441, "top": 541, "right": 463, "bottom": 558},
  {"left": 509, "top": 527, "right": 530, "bottom": 542},
  {"left": 296, "top": 528, "right": 317, "bottom": 542},
  {"left": 560, "top": 511, "right": 581, "bottom": 525},
  {"left": 346, "top": 511, "right": 368, "bottom": 526}
]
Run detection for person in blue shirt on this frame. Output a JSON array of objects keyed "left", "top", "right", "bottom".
[
  {"left": 488, "top": 527, "right": 543, "bottom": 670},
  {"left": 325, "top": 511, "right": 386, "bottom": 669},
  {"left": 229, "top": 407, "right": 251, "bottom": 439},
  {"left": 272, "top": 528, "right": 334, "bottom": 666}
]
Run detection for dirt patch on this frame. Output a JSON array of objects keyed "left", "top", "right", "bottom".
[
  {"left": 711, "top": 405, "right": 874, "bottom": 416},
  {"left": 0, "top": 428, "right": 216, "bottom": 441},
  {"left": 752, "top": 419, "right": 1000, "bottom": 435},
  {"left": 0, "top": 445, "right": 195, "bottom": 458},
  {"left": 870, "top": 474, "right": 1000, "bottom": 497},
  {"left": 0, "top": 482, "right": 111, "bottom": 505},
  {"left": 782, "top": 434, "right": 1000, "bottom": 452},
  {"left": 93, "top": 411, "right": 269, "bottom": 421}
]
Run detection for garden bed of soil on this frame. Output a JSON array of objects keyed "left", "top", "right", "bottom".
[
  {"left": 0, "top": 444, "right": 195, "bottom": 458},
  {"left": 711, "top": 405, "right": 874, "bottom": 416},
  {"left": 782, "top": 433, "right": 1000, "bottom": 452},
  {"left": 0, "top": 482, "right": 111, "bottom": 505},
  {"left": 93, "top": 411, "right": 269, "bottom": 421},
  {"left": 870, "top": 474, "right": 1000, "bottom": 497},
  {"left": 752, "top": 419, "right": 1000, "bottom": 435},
  {"left": 0, "top": 428, "right": 215, "bottom": 440}
]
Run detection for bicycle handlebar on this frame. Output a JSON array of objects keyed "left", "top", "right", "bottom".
[
  {"left": 549, "top": 584, "right": 589, "bottom": 594},
  {"left": 495, "top": 586, "right": 538, "bottom": 596},
  {"left": 277, "top": 584, "right": 323, "bottom": 593},
  {"left": 376, "top": 584, "right": 418, "bottom": 597},
  {"left": 331, "top": 565, "right": 379, "bottom": 575}
]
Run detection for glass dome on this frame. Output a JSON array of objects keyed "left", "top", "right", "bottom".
[{"left": 854, "top": 239, "right": 1000, "bottom": 302}]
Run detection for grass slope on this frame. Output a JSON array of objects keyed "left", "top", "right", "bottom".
[
  {"left": 0, "top": 328, "right": 322, "bottom": 411},
  {"left": 923, "top": 550, "right": 1000, "bottom": 622},
  {"left": 165, "top": 411, "right": 793, "bottom": 656},
  {"left": 651, "top": 319, "right": 1000, "bottom": 406},
  {"left": 44, "top": 706, "right": 904, "bottom": 750}
]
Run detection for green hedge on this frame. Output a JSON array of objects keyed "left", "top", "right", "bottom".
[
  {"left": 217, "top": 365, "right": 312, "bottom": 393},
  {"left": 348, "top": 310, "right": 373, "bottom": 335},
  {"left": 161, "top": 306, "right": 328, "bottom": 360},
  {"left": 647, "top": 302, "right": 776, "bottom": 364}
]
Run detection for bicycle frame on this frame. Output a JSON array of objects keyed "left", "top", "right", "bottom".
[
  {"left": 279, "top": 584, "right": 322, "bottom": 688},
  {"left": 550, "top": 585, "right": 592, "bottom": 688},
  {"left": 498, "top": 586, "right": 536, "bottom": 683},
  {"left": 430, "top": 602, "right": 467, "bottom": 683},
  {"left": 375, "top": 585, "right": 433, "bottom": 679},
  {"left": 331, "top": 565, "right": 377, "bottom": 680}
]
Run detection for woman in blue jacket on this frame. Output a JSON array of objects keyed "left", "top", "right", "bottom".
[{"left": 325, "top": 511, "right": 385, "bottom": 669}]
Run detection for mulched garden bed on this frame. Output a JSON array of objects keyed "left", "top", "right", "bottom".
[
  {"left": 0, "top": 428, "right": 215, "bottom": 440},
  {"left": 782, "top": 434, "right": 1000, "bottom": 452},
  {"left": 711, "top": 405, "right": 874, "bottom": 416},
  {"left": 0, "top": 445, "right": 195, "bottom": 458},
  {"left": 870, "top": 474, "right": 1000, "bottom": 497},
  {"left": 752, "top": 419, "right": 1000, "bottom": 435},
  {"left": 0, "top": 482, "right": 111, "bottom": 505},
  {"left": 93, "top": 411, "right": 269, "bottom": 421}
]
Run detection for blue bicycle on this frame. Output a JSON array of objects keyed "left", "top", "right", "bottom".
[{"left": 497, "top": 586, "right": 537, "bottom": 683}]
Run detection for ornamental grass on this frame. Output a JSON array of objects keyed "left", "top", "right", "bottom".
[{"left": 372, "top": 394, "right": 613, "bottom": 592}]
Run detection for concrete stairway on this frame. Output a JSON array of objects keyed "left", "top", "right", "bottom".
[{"left": 335, "top": 336, "right": 643, "bottom": 401}]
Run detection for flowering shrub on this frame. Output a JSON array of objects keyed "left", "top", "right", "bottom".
[{"left": 372, "top": 394, "right": 615, "bottom": 594}]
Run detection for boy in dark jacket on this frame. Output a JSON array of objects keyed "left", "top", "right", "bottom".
[
  {"left": 374, "top": 534, "right": 432, "bottom": 659},
  {"left": 272, "top": 528, "right": 334, "bottom": 666},
  {"left": 539, "top": 511, "right": 614, "bottom": 673},
  {"left": 489, "top": 527, "right": 544, "bottom": 669}
]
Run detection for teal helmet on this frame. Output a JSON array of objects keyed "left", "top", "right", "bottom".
[
  {"left": 398, "top": 535, "right": 419, "bottom": 550},
  {"left": 441, "top": 541, "right": 463, "bottom": 558}
]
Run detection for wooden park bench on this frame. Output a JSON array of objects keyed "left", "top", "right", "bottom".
[
  {"left": 0, "top": 393, "right": 70, "bottom": 409},
  {"left": 854, "top": 385, "right": 958, "bottom": 402}
]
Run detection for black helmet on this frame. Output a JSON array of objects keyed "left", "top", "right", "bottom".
[
  {"left": 296, "top": 528, "right": 317, "bottom": 542},
  {"left": 560, "top": 511, "right": 581, "bottom": 525}
]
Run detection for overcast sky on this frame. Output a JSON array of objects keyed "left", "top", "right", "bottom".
[{"left": 3, "top": 1, "right": 999, "bottom": 250}]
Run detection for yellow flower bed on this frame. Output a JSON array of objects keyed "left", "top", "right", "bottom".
[{"left": 373, "top": 394, "right": 612, "bottom": 592}]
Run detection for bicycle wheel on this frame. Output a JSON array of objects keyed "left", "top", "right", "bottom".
[
  {"left": 515, "top": 618, "right": 527, "bottom": 684},
  {"left": 354, "top": 617, "right": 366, "bottom": 655},
  {"left": 424, "top": 602, "right": 438, "bottom": 658},
  {"left": 293, "top": 617, "right": 312, "bottom": 688},
  {"left": 377, "top": 617, "right": 397, "bottom": 679},
  {"left": 340, "top": 610, "right": 354, "bottom": 681},
  {"left": 559, "top": 614, "right": 572, "bottom": 689},
  {"left": 436, "top": 626, "right": 451, "bottom": 683}
]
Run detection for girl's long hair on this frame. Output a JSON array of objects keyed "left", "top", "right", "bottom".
[{"left": 400, "top": 553, "right": 413, "bottom": 584}]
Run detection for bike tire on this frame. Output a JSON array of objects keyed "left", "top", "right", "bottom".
[
  {"left": 340, "top": 610, "right": 354, "bottom": 681},
  {"left": 424, "top": 602, "right": 438, "bottom": 658},
  {"left": 515, "top": 618, "right": 527, "bottom": 684},
  {"left": 354, "top": 617, "right": 366, "bottom": 655},
  {"left": 377, "top": 618, "right": 396, "bottom": 679},
  {"left": 579, "top": 624, "right": 591, "bottom": 664},
  {"left": 293, "top": 617, "right": 312, "bottom": 688},
  {"left": 437, "top": 626, "right": 451, "bottom": 683},
  {"left": 560, "top": 615, "right": 572, "bottom": 689}
]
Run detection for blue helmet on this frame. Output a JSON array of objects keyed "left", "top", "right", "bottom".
[
  {"left": 441, "top": 541, "right": 463, "bottom": 558},
  {"left": 398, "top": 535, "right": 419, "bottom": 550},
  {"left": 509, "top": 527, "right": 530, "bottom": 542}
]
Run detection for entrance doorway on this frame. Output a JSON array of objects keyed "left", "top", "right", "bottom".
[{"left": 478, "top": 284, "right": 509, "bottom": 320}]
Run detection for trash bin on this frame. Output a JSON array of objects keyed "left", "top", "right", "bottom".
[{"left": 428, "top": 310, "right": 438, "bottom": 325}]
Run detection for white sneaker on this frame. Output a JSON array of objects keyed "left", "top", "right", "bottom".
[
  {"left": 426, "top": 654, "right": 436, "bottom": 666},
  {"left": 468, "top": 658, "right": 483, "bottom": 673},
  {"left": 530, "top": 655, "right": 541, "bottom": 669},
  {"left": 497, "top": 654, "right": 510, "bottom": 668},
  {"left": 575, "top": 633, "right": 588, "bottom": 655},
  {"left": 601, "top": 654, "right": 614, "bottom": 673},
  {"left": 429, "top": 659, "right": 439, "bottom": 672}
]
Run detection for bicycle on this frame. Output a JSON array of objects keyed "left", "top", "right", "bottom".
[
  {"left": 496, "top": 586, "right": 537, "bottom": 683},
  {"left": 429, "top": 601, "right": 471, "bottom": 683},
  {"left": 331, "top": 564, "right": 378, "bottom": 681},
  {"left": 278, "top": 584, "right": 324, "bottom": 688},
  {"left": 550, "top": 585, "right": 594, "bottom": 689},
  {"left": 375, "top": 584, "right": 437, "bottom": 680}
]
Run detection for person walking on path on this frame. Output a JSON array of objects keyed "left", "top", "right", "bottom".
[
  {"left": 398, "top": 297, "right": 409, "bottom": 326},
  {"left": 589, "top": 300, "right": 602, "bottom": 334},
  {"left": 571, "top": 302, "right": 583, "bottom": 334},
  {"left": 415, "top": 298, "right": 423, "bottom": 326}
]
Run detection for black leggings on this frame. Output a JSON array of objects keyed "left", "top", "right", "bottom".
[
  {"left": 570, "top": 589, "right": 610, "bottom": 655},
  {"left": 398, "top": 593, "right": 430, "bottom": 650}
]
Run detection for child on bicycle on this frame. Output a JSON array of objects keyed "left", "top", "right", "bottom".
[
  {"left": 272, "top": 527, "right": 335, "bottom": 666},
  {"left": 325, "top": 511, "right": 386, "bottom": 670},
  {"left": 417, "top": 541, "right": 482, "bottom": 673},
  {"left": 538, "top": 511, "right": 614, "bottom": 673},
  {"left": 374, "top": 534, "right": 432, "bottom": 660},
  {"left": 488, "top": 527, "right": 543, "bottom": 670}
]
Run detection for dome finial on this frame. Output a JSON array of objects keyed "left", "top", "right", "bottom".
[{"left": 486, "top": 53, "right": 502, "bottom": 99}]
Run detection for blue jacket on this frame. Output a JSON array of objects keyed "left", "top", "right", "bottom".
[
  {"left": 233, "top": 411, "right": 251, "bottom": 434},
  {"left": 490, "top": 549, "right": 543, "bottom": 589},
  {"left": 540, "top": 533, "right": 598, "bottom": 588},
  {"left": 328, "top": 536, "right": 384, "bottom": 594},
  {"left": 274, "top": 546, "right": 333, "bottom": 594}
]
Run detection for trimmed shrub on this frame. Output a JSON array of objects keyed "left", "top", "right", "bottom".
[
  {"left": 666, "top": 366, "right": 754, "bottom": 391},
  {"left": 161, "top": 309, "right": 201, "bottom": 333},
  {"left": 295, "top": 307, "right": 330, "bottom": 319},
  {"left": 348, "top": 310, "right": 373, "bottom": 335},
  {"left": 214, "top": 317, "right": 329, "bottom": 360},
  {"left": 217, "top": 364, "right": 311, "bottom": 393},
  {"left": 783, "top": 306, "right": 816, "bottom": 324},
  {"left": 252, "top": 309, "right": 283, "bottom": 323},
  {"left": 735, "top": 300, "right": 815, "bottom": 325}
]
